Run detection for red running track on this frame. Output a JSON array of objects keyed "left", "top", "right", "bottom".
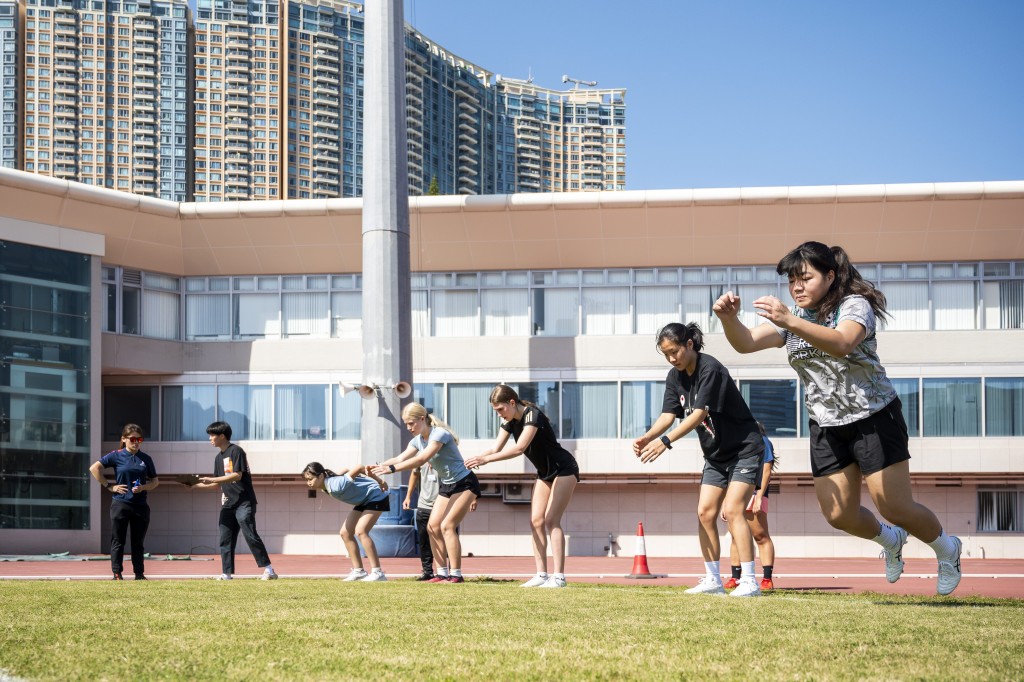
[{"left": 1, "top": 554, "right": 1022, "bottom": 598}]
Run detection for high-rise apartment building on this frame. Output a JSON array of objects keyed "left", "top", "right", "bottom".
[
  {"left": 285, "top": 0, "right": 361, "bottom": 198},
  {"left": 0, "top": 0, "right": 21, "bottom": 169},
  {"left": 193, "top": 0, "right": 282, "bottom": 200},
  {"left": 498, "top": 76, "right": 626, "bottom": 192},
  {"left": 3, "top": 0, "right": 626, "bottom": 200},
  {"left": 19, "top": 0, "right": 190, "bottom": 200}
]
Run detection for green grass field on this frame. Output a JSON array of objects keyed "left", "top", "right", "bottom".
[{"left": 1, "top": 579, "right": 1022, "bottom": 681}]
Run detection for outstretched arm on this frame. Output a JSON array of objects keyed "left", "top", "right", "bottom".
[
  {"left": 465, "top": 429, "right": 519, "bottom": 469},
  {"left": 713, "top": 290, "right": 785, "bottom": 354}
]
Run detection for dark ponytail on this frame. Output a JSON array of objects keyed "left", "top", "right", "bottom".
[
  {"left": 776, "top": 241, "right": 888, "bottom": 324},
  {"left": 302, "top": 462, "right": 338, "bottom": 479},
  {"left": 655, "top": 322, "right": 704, "bottom": 352}
]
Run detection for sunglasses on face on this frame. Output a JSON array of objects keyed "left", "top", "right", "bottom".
[{"left": 126, "top": 436, "right": 144, "bottom": 443}]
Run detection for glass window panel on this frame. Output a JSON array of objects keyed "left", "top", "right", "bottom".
[
  {"left": 121, "top": 287, "right": 140, "bottom": 335},
  {"left": 682, "top": 284, "right": 723, "bottom": 333},
  {"left": 413, "top": 383, "right": 445, "bottom": 421},
  {"left": 890, "top": 378, "right": 920, "bottom": 437},
  {"left": 448, "top": 383, "right": 497, "bottom": 439},
  {"left": 657, "top": 269, "right": 679, "bottom": 284},
  {"left": 185, "top": 278, "right": 206, "bottom": 292},
  {"left": 331, "top": 384, "right": 361, "bottom": 440},
  {"left": 217, "top": 385, "right": 272, "bottom": 440},
  {"left": 308, "top": 275, "right": 328, "bottom": 289},
  {"left": 534, "top": 288, "right": 579, "bottom": 336},
  {"left": 983, "top": 281, "right": 1024, "bottom": 330},
  {"left": 582, "top": 286, "right": 630, "bottom": 335},
  {"left": 932, "top": 264, "right": 955, "bottom": 278},
  {"left": 621, "top": 380, "right": 665, "bottom": 439},
  {"left": 923, "top": 378, "right": 981, "bottom": 436},
  {"left": 555, "top": 270, "right": 579, "bottom": 285},
  {"left": 282, "top": 291, "right": 328, "bottom": 337},
  {"left": 433, "top": 290, "right": 479, "bottom": 337},
  {"left": 957, "top": 264, "right": 977, "bottom": 277},
  {"left": 933, "top": 281, "right": 977, "bottom": 330},
  {"left": 186, "top": 294, "right": 230, "bottom": 339},
  {"left": 143, "top": 272, "right": 179, "bottom": 291},
  {"left": 907, "top": 265, "right": 929, "bottom": 279},
  {"left": 482, "top": 289, "right": 529, "bottom": 336},
  {"left": 103, "top": 282, "right": 116, "bottom": 332},
  {"left": 330, "top": 291, "right": 362, "bottom": 338},
  {"left": 102, "top": 386, "right": 158, "bottom": 441},
  {"left": 977, "top": 491, "right": 1019, "bottom": 532},
  {"left": 740, "top": 379, "right": 798, "bottom": 437},
  {"left": 234, "top": 277, "right": 256, "bottom": 291},
  {"left": 561, "top": 382, "right": 617, "bottom": 438},
  {"left": 481, "top": 273, "right": 503, "bottom": 287},
  {"left": 506, "top": 272, "right": 528, "bottom": 286},
  {"left": 281, "top": 276, "right": 303, "bottom": 290},
  {"left": 682, "top": 268, "right": 704, "bottom": 283},
  {"left": 983, "top": 263, "right": 1011, "bottom": 277},
  {"left": 582, "top": 270, "right": 604, "bottom": 285},
  {"left": 985, "top": 378, "right": 1024, "bottom": 437},
  {"left": 736, "top": 284, "right": 768, "bottom": 329},
  {"left": 411, "top": 290, "right": 429, "bottom": 337},
  {"left": 235, "top": 293, "right": 280, "bottom": 337},
  {"left": 880, "top": 282, "right": 929, "bottom": 330},
  {"left": 258, "top": 276, "right": 279, "bottom": 291},
  {"left": 142, "top": 289, "right": 179, "bottom": 340},
  {"left": 881, "top": 265, "right": 904, "bottom": 279},
  {"left": 274, "top": 384, "right": 328, "bottom": 440},
  {"left": 608, "top": 270, "right": 630, "bottom": 284},
  {"left": 161, "top": 385, "right": 216, "bottom": 441},
  {"left": 510, "top": 382, "right": 560, "bottom": 437},
  {"left": 635, "top": 287, "right": 679, "bottom": 335}
]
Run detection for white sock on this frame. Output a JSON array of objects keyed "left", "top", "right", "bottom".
[
  {"left": 264, "top": 565, "right": 275, "bottom": 573},
  {"left": 928, "top": 530, "right": 958, "bottom": 560},
  {"left": 740, "top": 561, "right": 755, "bottom": 580},
  {"left": 703, "top": 561, "right": 721, "bottom": 582},
  {"left": 451, "top": 568, "right": 462, "bottom": 577},
  {"left": 536, "top": 571, "right": 549, "bottom": 579},
  {"left": 873, "top": 522, "right": 901, "bottom": 550},
  {"left": 438, "top": 567, "right": 449, "bottom": 577},
  {"left": 371, "top": 567, "right": 383, "bottom": 575},
  {"left": 553, "top": 573, "right": 565, "bottom": 580}
]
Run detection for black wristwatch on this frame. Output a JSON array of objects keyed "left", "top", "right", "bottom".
[
  {"left": 660, "top": 435, "right": 673, "bottom": 449},
  {"left": 388, "top": 464, "right": 396, "bottom": 473}
]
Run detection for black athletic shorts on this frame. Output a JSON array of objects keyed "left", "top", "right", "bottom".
[
  {"left": 700, "top": 451, "right": 763, "bottom": 489},
  {"left": 808, "top": 398, "right": 911, "bottom": 478},
  {"left": 354, "top": 496, "right": 391, "bottom": 513},
  {"left": 438, "top": 470, "right": 482, "bottom": 499}
]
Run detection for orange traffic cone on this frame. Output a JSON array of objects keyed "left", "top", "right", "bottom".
[{"left": 626, "top": 521, "right": 665, "bottom": 579}]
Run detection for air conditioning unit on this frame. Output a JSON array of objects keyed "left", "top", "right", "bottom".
[
  {"left": 502, "top": 482, "right": 533, "bottom": 505},
  {"left": 478, "top": 483, "right": 503, "bottom": 498}
]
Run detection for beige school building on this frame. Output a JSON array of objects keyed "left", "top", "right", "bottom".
[{"left": 1, "top": 168, "right": 1022, "bottom": 560}]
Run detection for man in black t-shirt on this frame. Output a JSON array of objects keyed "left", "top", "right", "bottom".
[{"left": 195, "top": 421, "right": 278, "bottom": 581}]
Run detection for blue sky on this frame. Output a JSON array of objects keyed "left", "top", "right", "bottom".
[{"left": 406, "top": 0, "right": 1024, "bottom": 191}]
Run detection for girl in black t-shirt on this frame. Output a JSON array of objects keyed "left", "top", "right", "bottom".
[
  {"left": 465, "top": 385, "right": 579, "bottom": 589},
  {"left": 633, "top": 322, "right": 764, "bottom": 597}
]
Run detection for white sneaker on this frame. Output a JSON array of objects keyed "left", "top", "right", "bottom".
[
  {"left": 729, "top": 577, "right": 762, "bottom": 598},
  {"left": 342, "top": 568, "right": 368, "bottom": 581},
  {"left": 881, "top": 526, "right": 909, "bottom": 583},
  {"left": 215, "top": 574, "right": 232, "bottom": 581},
  {"left": 521, "top": 574, "right": 549, "bottom": 588},
  {"left": 261, "top": 569, "right": 278, "bottom": 581},
  {"left": 684, "top": 576, "right": 726, "bottom": 595},
  {"left": 936, "top": 536, "right": 962, "bottom": 596},
  {"left": 539, "top": 575, "right": 567, "bottom": 588},
  {"left": 361, "top": 571, "right": 388, "bottom": 582}
]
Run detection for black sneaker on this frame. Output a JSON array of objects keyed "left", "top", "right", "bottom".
[
  {"left": 134, "top": 575, "right": 147, "bottom": 581},
  {"left": 112, "top": 573, "right": 123, "bottom": 580},
  {"left": 416, "top": 573, "right": 434, "bottom": 581}
]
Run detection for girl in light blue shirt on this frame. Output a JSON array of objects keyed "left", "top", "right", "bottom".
[
  {"left": 303, "top": 462, "right": 391, "bottom": 582},
  {"left": 372, "top": 403, "right": 479, "bottom": 583}
]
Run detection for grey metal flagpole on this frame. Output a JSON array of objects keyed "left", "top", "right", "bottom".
[{"left": 360, "top": 0, "right": 412, "bottom": 465}]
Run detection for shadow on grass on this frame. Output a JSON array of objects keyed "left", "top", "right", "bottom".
[{"left": 870, "top": 598, "right": 1010, "bottom": 608}]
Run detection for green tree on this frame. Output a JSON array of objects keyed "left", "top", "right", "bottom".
[{"left": 427, "top": 176, "right": 440, "bottom": 196}]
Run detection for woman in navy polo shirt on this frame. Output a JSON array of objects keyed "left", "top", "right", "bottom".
[{"left": 89, "top": 423, "right": 159, "bottom": 580}]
